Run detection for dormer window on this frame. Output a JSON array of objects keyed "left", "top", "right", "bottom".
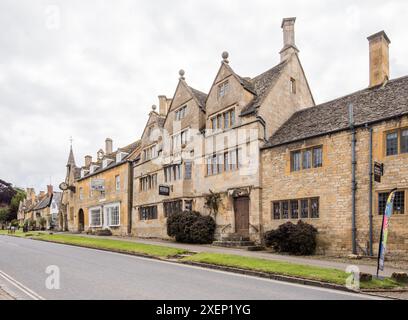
[
  {"left": 90, "top": 165, "right": 99, "bottom": 174},
  {"left": 116, "top": 152, "right": 128, "bottom": 163},
  {"left": 218, "top": 80, "right": 229, "bottom": 98},
  {"left": 175, "top": 106, "right": 187, "bottom": 121},
  {"left": 290, "top": 78, "right": 296, "bottom": 94},
  {"left": 102, "top": 158, "right": 113, "bottom": 168},
  {"left": 81, "top": 169, "right": 89, "bottom": 178}
]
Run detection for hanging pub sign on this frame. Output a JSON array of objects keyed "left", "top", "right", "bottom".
[
  {"left": 159, "top": 185, "right": 170, "bottom": 196},
  {"left": 374, "top": 162, "right": 384, "bottom": 183},
  {"left": 91, "top": 179, "right": 105, "bottom": 191}
]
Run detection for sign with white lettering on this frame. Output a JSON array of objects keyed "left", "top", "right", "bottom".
[
  {"left": 374, "top": 162, "right": 384, "bottom": 183},
  {"left": 91, "top": 179, "right": 105, "bottom": 191},
  {"left": 159, "top": 185, "right": 170, "bottom": 196}
]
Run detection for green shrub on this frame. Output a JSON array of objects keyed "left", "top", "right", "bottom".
[
  {"left": 167, "top": 211, "right": 216, "bottom": 244},
  {"left": 264, "top": 221, "right": 318, "bottom": 255}
]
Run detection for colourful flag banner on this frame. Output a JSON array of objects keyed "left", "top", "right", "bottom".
[{"left": 377, "top": 188, "right": 397, "bottom": 275}]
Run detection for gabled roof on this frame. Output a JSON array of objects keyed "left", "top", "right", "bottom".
[
  {"left": 188, "top": 86, "right": 208, "bottom": 109},
  {"left": 264, "top": 76, "right": 408, "bottom": 148},
  {"left": 241, "top": 60, "right": 288, "bottom": 116}
]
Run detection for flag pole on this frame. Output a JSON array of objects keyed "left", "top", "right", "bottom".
[
  {"left": 376, "top": 188, "right": 397, "bottom": 278},
  {"left": 376, "top": 210, "right": 385, "bottom": 278}
]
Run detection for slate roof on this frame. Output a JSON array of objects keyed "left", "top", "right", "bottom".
[
  {"left": 33, "top": 194, "right": 52, "bottom": 211},
  {"left": 241, "top": 60, "right": 288, "bottom": 116},
  {"left": 189, "top": 86, "right": 208, "bottom": 109},
  {"left": 264, "top": 76, "right": 408, "bottom": 148},
  {"left": 78, "top": 139, "right": 141, "bottom": 180}
]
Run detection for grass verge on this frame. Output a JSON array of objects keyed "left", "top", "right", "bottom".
[
  {"left": 0, "top": 231, "right": 187, "bottom": 258},
  {"left": 183, "top": 252, "right": 401, "bottom": 290}
]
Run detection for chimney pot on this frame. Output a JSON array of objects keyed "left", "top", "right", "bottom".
[
  {"left": 85, "top": 155, "right": 92, "bottom": 167},
  {"left": 367, "top": 31, "right": 390, "bottom": 87},
  {"left": 105, "top": 138, "right": 113, "bottom": 154}
]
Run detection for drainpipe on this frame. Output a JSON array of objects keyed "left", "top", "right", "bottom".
[
  {"left": 349, "top": 104, "right": 357, "bottom": 255},
  {"left": 368, "top": 125, "right": 374, "bottom": 256}
]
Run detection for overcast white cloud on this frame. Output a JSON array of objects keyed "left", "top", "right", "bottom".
[{"left": 1, "top": 0, "right": 407, "bottom": 191}]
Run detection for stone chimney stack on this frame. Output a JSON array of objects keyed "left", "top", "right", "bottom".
[
  {"left": 85, "top": 155, "right": 92, "bottom": 167},
  {"left": 105, "top": 138, "right": 113, "bottom": 154},
  {"left": 158, "top": 95, "right": 169, "bottom": 116},
  {"left": 280, "top": 17, "right": 299, "bottom": 62},
  {"left": 47, "top": 185, "right": 53, "bottom": 196},
  {"left": 367, "top": 31, "right": 390, "bottom": 87}
]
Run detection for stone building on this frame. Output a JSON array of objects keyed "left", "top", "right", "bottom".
[
  {"left": 132, "top": 17, "right": 315, "bottom": 242},
  {"left": 261, "top": 31, "right": 408, "bottom": 256},
  {"left": 60, "top": 18, "right": 408, "bottom": 257},
  {"left": 62, "top": 138, "right": 140, "bottom": 235},
  {"left": 18, "top": 186, "right": 61, "bottom": 229}
]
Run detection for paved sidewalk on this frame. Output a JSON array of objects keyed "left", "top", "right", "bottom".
[{"left": 59, "top": 232, "right": 407, "bottom": 277}]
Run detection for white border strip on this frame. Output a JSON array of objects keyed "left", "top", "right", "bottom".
[{"left": 0, "top": 270, "right": 45, "bottom": 300}]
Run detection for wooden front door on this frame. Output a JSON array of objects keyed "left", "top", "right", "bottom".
[{"left": 234, "top": 197, "right": 249, "bottom": 237}]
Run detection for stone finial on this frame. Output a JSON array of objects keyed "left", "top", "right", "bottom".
[
  {"left": 152, "top": 104, "right": 157, "bottom": 111},
  {"left": 179, "top": 69, "right": 185, "bottom": 80},
  {"left": 222, "top": 51, "right": 229, "bottom": 63}
]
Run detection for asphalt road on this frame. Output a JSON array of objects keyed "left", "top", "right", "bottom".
[{"left": 0, "top": 236, "right": 382, "bottom": 300}]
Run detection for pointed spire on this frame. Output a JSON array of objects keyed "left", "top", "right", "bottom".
[{"left": 67, "top": 138, "right": 76, "bottom": 167}]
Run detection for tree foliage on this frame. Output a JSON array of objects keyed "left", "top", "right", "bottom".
[{"left": 0, "top": 179, "right": 16, "bottom": 205}]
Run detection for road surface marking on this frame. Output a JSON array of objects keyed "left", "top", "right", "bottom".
[
  {"left": 0, "top": 269, "right": 45, "bottom": 300},
  {"left": 1, "top": 236, "right": 385, "bottom": 300},
  {"left": 37, "top": 240, "right": 382, "bottom": 300}
]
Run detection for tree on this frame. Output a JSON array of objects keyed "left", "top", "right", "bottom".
[
  {"left": 0, "top": 179, "right": 16, "bottom": 205},
  {"left": 0, "top": 207, "right": 8, "bottom": 226}
]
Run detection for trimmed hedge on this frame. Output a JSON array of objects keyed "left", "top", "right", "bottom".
[
  {"left": 264, "top": 221, "right": 318, "bottom": 255},
  {"left": 167, "top": 211, "right": 216, "bottom": 244}
]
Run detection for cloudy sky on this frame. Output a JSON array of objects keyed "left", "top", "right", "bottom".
[{"left": 1, "top": 0, "right": 407, "bottom": 192}]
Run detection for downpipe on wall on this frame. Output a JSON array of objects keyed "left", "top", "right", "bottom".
[
  {"left": 349, "top": 104, "right": 357, "bottom": 255},
  {"left": 367, "top": 124, "right": 374, "bottom": 256}
]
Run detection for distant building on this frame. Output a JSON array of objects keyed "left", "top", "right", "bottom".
[{"left": 62, "top": 138, "right": 140, "bottom": 235}]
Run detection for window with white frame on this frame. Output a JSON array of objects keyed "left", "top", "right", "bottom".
[
  {"left": 89, "top": 207, "right": 102, "bottom": 227},
  {"left": 105, "top": 203, "right": 120, "bottom": 226},
  {"left": 115, "top": 175, "right": 120, "bottom": 191},
  {"left": 79, "top": 187, "right": 84, "bottom": 200}
]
